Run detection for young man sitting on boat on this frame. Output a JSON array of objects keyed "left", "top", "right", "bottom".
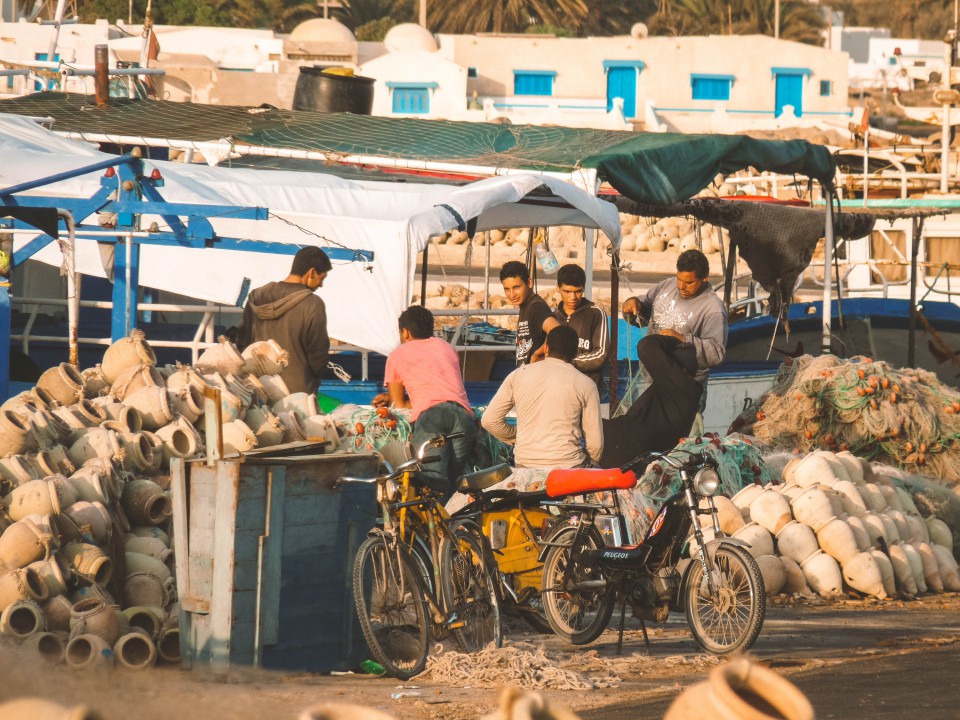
[
  {"left": 551, "top": 263, "right": 610, "bottom": 389},
  {"left": 481, "top": 325, "right": 603, "bottom": 469},
  {"left": 237, "top": 246, "right": 331, "bottom": 395},
  {"left": 499, "top": 260, "right": 560, "bottom": 366},
  {"left": 371, "top": 305, "right": 477, "bottom": 495}
]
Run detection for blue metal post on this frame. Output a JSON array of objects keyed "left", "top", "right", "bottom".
[
  {"left": 0, "top": 283, "right": 10, "bottom": 402},
  {"left": 112, "top": 239, "right": 140, "bottom": 341}
]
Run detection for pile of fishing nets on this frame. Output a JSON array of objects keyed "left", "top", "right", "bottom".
[{"left": 731, "top": 354, "right": 960, "bottom": 485}]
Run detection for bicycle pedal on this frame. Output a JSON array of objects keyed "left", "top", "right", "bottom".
[{"left": 447, "top": 621, "right": 465, "bottom": 629}]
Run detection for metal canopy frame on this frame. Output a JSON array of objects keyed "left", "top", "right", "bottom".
[{"left": 0, "top": 151, "right": 374, "bottom": 399}]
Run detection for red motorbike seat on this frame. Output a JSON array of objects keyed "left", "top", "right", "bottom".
[{"left": 545, "top": 467, "right": 637, "bottom": 498}]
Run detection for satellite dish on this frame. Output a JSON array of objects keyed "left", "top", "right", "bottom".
[{"left": 631, "top": 23, "right": 649, "bottom": 39}]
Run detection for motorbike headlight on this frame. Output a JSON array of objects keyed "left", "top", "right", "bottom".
[
  {"left": 693, "top": 467, "right": 720, "bottom": 497},
  {"left": 377, "top": 479, "right": 400, "bottom": 503}
]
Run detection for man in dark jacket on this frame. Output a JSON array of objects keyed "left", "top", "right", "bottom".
[
  {"left": 237, "top": 246, "right": 331, "bottom": 394},
  {"left": 552, "top": 263, "right": 609, "bottom": 388}
]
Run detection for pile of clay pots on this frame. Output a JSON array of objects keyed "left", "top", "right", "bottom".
[
  {"left": 0, "top": 331, "right": 340, "bottom": 670},
  {"left": 701, "top": 449, "right": 960, "bottom": 600}
]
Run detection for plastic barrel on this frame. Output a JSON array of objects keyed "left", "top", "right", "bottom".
[{"left": 292, "top": 67, "right": 376, "bottom": 114}]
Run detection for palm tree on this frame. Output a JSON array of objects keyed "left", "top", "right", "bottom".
[
  {"left": 648, "top": 0, "right": 824, "bottom": 44},
  {"left": 429, "top": 0, "right": 589, "bottom": 35}
]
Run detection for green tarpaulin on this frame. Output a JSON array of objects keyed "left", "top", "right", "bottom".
[{"left": 0, "top": 93, "right": 835, "bottom": 205}]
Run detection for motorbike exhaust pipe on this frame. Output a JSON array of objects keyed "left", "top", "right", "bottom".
[{"left": 633, "top": 603, "right": 670, "bottom": 623}]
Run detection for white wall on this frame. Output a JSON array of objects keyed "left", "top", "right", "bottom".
[{"left": 360, "top": 49, "right": 466, "bottom": 118}]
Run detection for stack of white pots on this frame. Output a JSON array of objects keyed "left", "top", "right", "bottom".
[
  {"left": 710, "top": 449, "right": 959, "bottom": 600},
  {"left": 0, "top": 331, "right": 341, "bottom": 670}
]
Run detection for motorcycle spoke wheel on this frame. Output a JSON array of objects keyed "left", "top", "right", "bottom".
[
  {"left": 541, "top": 527, "right": 615, "bottom": 645},
  {"left": 353, "top": 536, "right": 430, "bottom": 679},
  {"left": 685, "top": 545, "right": 766, "bottom": 655},
  {"left": 441, "top": 527, "right": 503, "bottom": 652}
]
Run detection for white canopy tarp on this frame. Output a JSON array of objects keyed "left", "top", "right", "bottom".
[{"left": 0, "top": 115, "right": 621, "bottom": 356}]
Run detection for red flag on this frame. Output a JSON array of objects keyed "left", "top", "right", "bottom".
[{"left": 860, "top": 108, "right": 869, "bottom": 133}]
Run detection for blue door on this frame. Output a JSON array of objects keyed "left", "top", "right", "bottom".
[
  {"left": 775, "top": 74, "right": 804, "bottom": 117},
  {"left": 606, "top": 66, "right": 637, "bottom": 118}
]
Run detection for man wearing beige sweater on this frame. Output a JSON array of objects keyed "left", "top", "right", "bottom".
[{"left": 481, "top": 325, "right": 603, "bottom": 469}]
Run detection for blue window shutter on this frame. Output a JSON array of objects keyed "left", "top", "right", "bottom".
[
  {"left": 513, "top": 71, "right": 555, "bottom": 96},
  {"left": 691, "top": 74, "right": 733, "bottom": 101},
  {"left": 391, "top": 87, "right": 430, "bottom": 114}
]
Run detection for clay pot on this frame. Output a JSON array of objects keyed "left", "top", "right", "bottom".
[
  {"left": 22, "top": 630, "right": 67, "bottom": 665},
  {"left": 244, "top": 406, "right": 285, "bottom": 448},
  {"left": 749, "top": 489, "right": 792, "bottom": 534},
  {"left": 130, "top": 526, "right": 170, "bottom": 546},
  {"left": 0, "top": 568, "right": 49, "bottom": 611},
  {"left": 903, "top": 514, "right": 929, "bottom": 545},
  {"left": 878, "top": 484, "right": 903, "bottom": 512},
  {"left": 700, "top": 496, "right": 744, "bottom": 534},
  {"left": 841, "top": 551, "right": 885, "bottom": 598},
  {"left": 122, "top": 605, "right": 164, "bottom": 639},
  {"left": 260, "top": 374, "right": 291, "bottom": 404},
  {"left": 775, "top": 521, "right": 819, "bottom": 565},
  {"left": 731, "top": 522, "right": 774, "bottom": 559},
  {"left": 664, "top": 658, "right": 814, "bottom": 720},
  {"left": 157, "top": 626, "right": 180, "bottom": 663},
  {"left": 896, "top": 487, "right": 919, "bottom": 516},
  {"left": 167, "top": 385, "right": 204, "bottom": 424},
  {"left": 27, "top": 409, "right": 70, "bottom": 449},
  {"left": 68, "top": 400, "right": 109, "bottom": 429},
  {"left": 834, "top": 451, "right": 865, "bottom": 484},
  {"left": 888, "top": 544, "right": 918, "bottom": 596},
  {"left": 925, "top": 518, "right": 953, "bottom": 552},
  {"left": 242, "top": 339, "right": 288, "bottom": 376},
  {"left": 82, "top": 364, "right": 111, "bottom": 398},
  {"left": 139, "top": 431, "right": 165, "bottom": 475},
  {"left": 114, "top": 631, "right": 158, "bottom": 670},
  {"left": 196, "top": 338, "right": 246, "bottom": 376},
  {"left": 61, "top": 543, "right": 113, "bottom": 586},
  {"left": 0, "top": 697, "right": 103, "bottom": 719},
  {"left": 42, "top": 594, "right": 73, "bottom": 632},
  {"left": 273, "top": 392, "right": 319, "bottom": 421},
  {"left": 121, "top": 479, "right": 171, "bottom": 527},
  {"left": 790, "top": 488, "right": 835, "bottom": 531},
  {"left": 844, "top": 516, "right": 872, "bottom": 552},
  {"left": 99, "top": 403, "right": 143, "bottom": 433},
  {"left": 868, "top": 548, "right": 897, "bottom": 597},
  {"left": 110, "top": 363, "right": 163, "bottom": 402},
  {"left": 67, "top": 427, "right": 122, "bottom": 468},
  {"left": 101, "top": 330, "right": 157, "bottom": 384},
  {"left": 43, "top": 445, "right": 76, "bottom": 476},
  {"left": 277, "top": 411, "right": 306, "bottom": 443},
  {"left": 37, "top": 362, "right": 85, "bottom": 406},
  {"left": 791, "top": 453, "right": 839, "bottom": 488},
  {"left": 125, "top": 551, "right": 171, "bottom": 583},
  {"left": 816, "top": 517, "right": 859, "bottom": 564},
  {"left": 1, "top": 598, "right": 46, "bottom": 638},
  {"left": 69, "top": 584, "right": 115, "bottom": 607},
  {"left": 781, "top": 457, "right": 802, "bottom": 485},
  {"left": 301, "top": 415, "right": 341, "bottom": 451},
  {"left": 800, "top": 550, "right": 843, "bottom": 596},
  {"left": 811, "top": 450, "right": 851, "bottom": 483},
  {"left": 931, "top": 544, "right": 960, "bottom": 591},
  {"left": 65, "top": 632, "right": 116, "bottom": 670},
  {"left": 124, "top": 386, "right": 174, "bottom": 431},
  {"left": 832, "top": 480, "right": 867, "bottom": 517},
  {"left": 755, "top": 555, "right": 786, "bottom": 596},
  {"left": 28, "top": 557, "right": 69, "bottom": 597},
  {"left": 858, "top": 483, "right": 888, "bottom": 513},
  {"left": 901, "top": 543, "right": 927, "bottom": 593},
  {"left": 887, "top": 510, "right": 911, "bottom": 544},
  {"left": 0, "top": 517, "right": 57, "bottom": 571},
  {"left": 915, "top": 542, "right": 943, "bottom": 593},
  {"left": 155, "top": 423, "right": 198, "bottom": 464},
  {"left": 61, "top": 501, "right": 112, "bottom": 544},
  {"left": 0, "top": 410, "right": 36, "bottom": 457},
  {"left": 0, "top": 455, "right": 40, "bottom": 485},
  {"left": 124, "top": 536, "right": 172, "bottom": 563},
  {"left": 4, "top": 478, "right": 64, "bottom": 520},
  {"left": 66, "top": 468, "right": 110, "bottom": 505},
  {"left": 817, "top": 486, "right": 844, "bottom": 518},
  {"left": 69, "top": 598, "right": 121, "bottom": 646},
  {"left": 222, "top": 419, "right": 258, "bottom": 456},
  {"left": 123, "top": 572, "right": 171, "bottom": 609},
  {"left": 879, "top": 514, "right": 901, "bottom": 544},
  {"left": 780, "top": 556, "right": 812, "bottom": 596}
]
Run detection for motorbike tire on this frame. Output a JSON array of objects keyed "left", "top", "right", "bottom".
[
  {"left": 684, "top": 543, "right": 766, "bottom": 655},
  {"left": 540, "top": 524, "right": 615, "bottom": 645}
]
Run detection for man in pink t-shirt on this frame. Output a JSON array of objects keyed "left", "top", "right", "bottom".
[{"left": 373, "top": 305, "right": 477, "bottom": 494}]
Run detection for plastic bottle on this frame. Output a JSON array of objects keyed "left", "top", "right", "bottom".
[
  {"left": 360, "top": 659, "right": 386, "bottom": 675},
  {"left": 534, "top": 233, "right": 559, "bottom": 274}
]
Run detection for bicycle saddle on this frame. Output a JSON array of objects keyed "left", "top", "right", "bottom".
[
  {"left": 456, "top": 462, "right": 512, "bottom": 493},
  {"left": 545, "top": 467, "right": 637, "bottom": 498}
]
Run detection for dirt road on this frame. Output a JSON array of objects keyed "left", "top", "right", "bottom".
[{"left": 2, "top": 594, "right": 957, "bottom": 720}]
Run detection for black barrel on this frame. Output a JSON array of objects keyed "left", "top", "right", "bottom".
[{"left": 292, "top": 67, "right": 376, "bottom": 114}]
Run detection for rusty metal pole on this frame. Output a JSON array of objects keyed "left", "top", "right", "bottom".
[{"left": 94, "top": 44, "right": 109, "bottom": 108}]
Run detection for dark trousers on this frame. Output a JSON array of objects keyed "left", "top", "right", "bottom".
[
  {"left": 412, "top": 402, "right": 478, "bottom": 497},
  {"left": 600, "top": 334, "right": 702, "bottom": 468}
]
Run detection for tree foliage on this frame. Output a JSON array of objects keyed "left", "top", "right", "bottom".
[
  {"left": 428, "top": 0, "right": 589, "bottom": 34},
  {"left": 647, "top": 0, "right": 825, "bottom": 45}
]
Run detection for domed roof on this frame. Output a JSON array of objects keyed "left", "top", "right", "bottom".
[
  {"left": 384, "top": 23, "right": 438, "bottom": 53},
  {"left": 289, "top": 18, "right": 356, "bottom": 44}
]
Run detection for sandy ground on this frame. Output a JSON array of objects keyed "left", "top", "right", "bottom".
[{"left": 2, "top": 593, "right": 959, "bottom": 720}]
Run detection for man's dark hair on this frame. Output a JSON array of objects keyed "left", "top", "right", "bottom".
[
  {"left": 677, "top": 249, "right": 709, "bottom": 279},
  {"left": 399, "top": 305, "right": 435, "bottom": 339},
  {"left": 556, "top": 263, "right": 585, "bottom": 288},
  {"left": 291, "top": 246, "right": 332, "bottom": 276},
  {"left": 546, "top": 325, "right": 578, "bottom": 362},
  {"left": 499, "top": 260, "right": 530, "bottom": 283}
]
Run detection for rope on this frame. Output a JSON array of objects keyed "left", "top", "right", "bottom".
[{"left": 350, "top": 407, "right": 412, "bottom": 451}]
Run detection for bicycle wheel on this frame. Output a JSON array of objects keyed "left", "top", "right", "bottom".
[
  {"left": 440, "top": 524, "right": 503, "bottom": 652},
  {"left": 353, "top": 535, "right": 430, "bottom": 679},
  {"left": 684, "top": 544, "right": 766, "bottom": 655},
  {"left": 540, "top": 525, "right": 615, "bottom": 645}
]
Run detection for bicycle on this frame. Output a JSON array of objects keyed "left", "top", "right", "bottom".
[{"left": 342, "top": 433, "right": 503, "bottom": 679}]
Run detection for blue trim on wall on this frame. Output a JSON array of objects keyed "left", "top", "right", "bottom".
[
  {"left": 691, "top": 73, "right": 735, "bottom": 82},
  {"left": 385, "top": 81, "right": 439, "bottom": 89},
  {"left": 771, "top": 66, "right": 812, "bottom": 77},
  {"left": 602, "top": 60, "right": 645, "bottom": 71},
  {"left": 512, "top": 69, "right": 558, "bottom": 77}
]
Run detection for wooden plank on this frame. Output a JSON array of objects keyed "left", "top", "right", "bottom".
[
  {"left": 209, "top": 461, "right": 240, "bottom": 668},
  {"left": 258, "top": 466, "right": 285, "bottom": 652},
  {"left": 169, "top": 457, "right": 193, "bottom": 666}
]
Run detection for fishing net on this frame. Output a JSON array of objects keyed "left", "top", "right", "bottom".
[{"left": 730, "top": 354, "right": 960, "bottom": 484}]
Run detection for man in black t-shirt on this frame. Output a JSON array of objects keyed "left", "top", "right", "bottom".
[{"left": 499, "top": 261, "right": 560, "bottom": 366}]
